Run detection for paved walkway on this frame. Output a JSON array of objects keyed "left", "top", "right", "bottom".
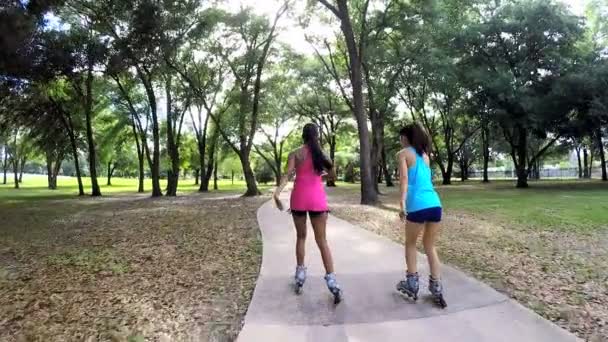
[{"left": 237, "top": 199, "right": 580, "bottom": 342}]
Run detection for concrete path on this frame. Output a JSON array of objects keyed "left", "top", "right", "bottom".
[{"left": 237, "top": 199, "right": 580, "bottom": 342}]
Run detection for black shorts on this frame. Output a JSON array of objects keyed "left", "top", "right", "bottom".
[
  {"left": 290, "top": 210, "right": 329, "bottom": 218},
  {"left": 406, "top": 207, "right": 442, "bottom": 223}
]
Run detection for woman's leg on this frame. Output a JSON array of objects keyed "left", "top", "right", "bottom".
[
  {"left": 310, "top": 213, "right": 335, "bottom": 274},
  {"left": 405, "top": 221, "right": 424, "bottom": 273},
  {"left": 422, "top": 221, "right": 441, "bottom": 279},
  {"left": 292, "top": 213, "right": 308, "bottom": 266}
]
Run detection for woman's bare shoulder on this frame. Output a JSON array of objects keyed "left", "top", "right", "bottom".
[{"left": 289, "top": 146, "right": 305, "bottom": 160}]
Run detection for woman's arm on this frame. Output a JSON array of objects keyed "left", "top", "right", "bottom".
[
  {"left": 273, "top": 152, "right": 296, "bottom": 210},
  {"left": 398, "top": 150, "right": 409, "bottom": 220}
]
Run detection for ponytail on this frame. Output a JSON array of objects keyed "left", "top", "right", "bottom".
[
  {"left": 400, "top": 123, "right": 431, "bottom": 156},
  {"left": 302, "top": 123, "right": 333, "bottom": 174}
]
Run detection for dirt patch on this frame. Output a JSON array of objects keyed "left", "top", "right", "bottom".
[
  {"left": 328, "top": 187, "right": 608, "bottom": 341},
  {"left": 0, "top": 194, "right": 265, "bottom": 341}
]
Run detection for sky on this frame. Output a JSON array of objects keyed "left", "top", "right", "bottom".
[{"left": 225, "top": 0, "right": 589, "bottom": 55}]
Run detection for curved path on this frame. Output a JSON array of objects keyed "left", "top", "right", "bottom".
[{"left": 238, "top": 199, "right": 579, "bottom": 341}]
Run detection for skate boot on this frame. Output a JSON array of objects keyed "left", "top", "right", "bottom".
[
  {"left": 429, "top": 276, "right": 447, "bottom": 308},
  {"left": 294, "top": 265, "right": 307, "bottom": 294},
  {"left": 324, "top": 273, "right": 343, "bottom": 304},
  {"left": 396, "top": 272, "right": 419, "bottom": 300}
]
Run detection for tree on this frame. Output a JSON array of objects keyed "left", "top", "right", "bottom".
[
  {"left": 460, "top": 0, "right": 583, "bottom": 187},
  {"left": 313, "top": 0, "right": 377, "bottom": 204},
  {"left": 207, "top": 6, "right": 288, "bottom": 196}
]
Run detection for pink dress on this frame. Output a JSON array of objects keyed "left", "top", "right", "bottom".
[{"left": 290, "top": 148, "right": 329, "bottom": 212}]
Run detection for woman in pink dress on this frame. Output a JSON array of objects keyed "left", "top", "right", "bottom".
[{"left": 273, "top": 123, "right": 342, "bottom": 303}]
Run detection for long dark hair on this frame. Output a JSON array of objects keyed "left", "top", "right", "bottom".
[
  {"left": 302, "top": 123, "right": 332, "bottom": 174},
  {"left": 400, "top": 123, "right": 431, "bottom": 156}
]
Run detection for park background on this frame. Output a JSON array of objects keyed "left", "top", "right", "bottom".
[{"left": 1, "top": 0, "right": 607, "bottom": 341}]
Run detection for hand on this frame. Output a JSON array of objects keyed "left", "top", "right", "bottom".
[
  {"left": 399, "top": 211, "right": 406, "bottom": 223},
  {"left": 273, "top": 194, "right": 284, "bottom": 211}
]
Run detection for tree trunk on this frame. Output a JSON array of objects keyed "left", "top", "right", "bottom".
[
  {"left": 107, "top": 161, "right": 112, "bottom": 186},
  {"left": 583, "top": 147, "right": 589, "bottom": 178},
  {"left": 129, "top": 114, "right": 145, "bottom": 193},
  {"left": 165, "top": 79, "right": 180, "bottom": 197},
  {"left": 515, "top": 128, "right": 529, "bottom": 188},
  {"left": 441, "top": 159, "right": 453, "bottom": 185},
  {"left": 18, "top": 157, "right": 25, "bottom": 183},
  {"left": 575, "top": 145, "right": 582, "bottom": 178},
  {"left": 336, "top": 0, "right": 377, "bottom": 205},
  {"left": 66, "top": 115, "right": 85, "bottom": 196},
  {"left": 370, "top": 112, "right": 382, "bottom": 193},
  {"left": 213, "top": 160, "right": 218, "bottom": 190},
  {"left": 137, "top": 69, "right": 162, "bottom": 197},
  {"left": 326, "top": 138, "right": 337, "bottom": 187},
  {"left": 2, "top": 147, "right": 7, "bottom": 185},
  {"left": 232, "top": 170, "right": 234, "bottom": 185},
  {"left": 84, "top": 63, "right": 101, "bottom": 197},
  {"left": 194, "top": 169, "right": 200, "bottom": 185},
  {"left": 46, "top": 151, "right": 54, "bottom": 189},
  {"left": 52, "top": 153, "right": 63, "bottom": 189},
  {"left": 598, "top": 129, "right": 607, "bottom": 181},
  {"left": 12, "top": 157, "right": 19, "bottom": 189},
  {"left": 382, "top": 147, "right": 394, "bottom": 187},
  {"left": 482, "top": 123, "right": 490, "bottom": 183},
  {"left": 590, "top": 147, "right": 594, "bottom": 179},
  {"left": 201, "top": 130, "right": 218, "bottom": 192},
  {"left": 241, "top": 151, "right": 260, "bottom": 196}
]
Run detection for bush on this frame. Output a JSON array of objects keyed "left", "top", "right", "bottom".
[{"left": 255, "top": 163, "right": 274, "bottom": 184}]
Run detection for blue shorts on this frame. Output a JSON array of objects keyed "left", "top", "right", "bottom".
[{"left": 406, "top": 207, "right": 442, "bottom": 224}]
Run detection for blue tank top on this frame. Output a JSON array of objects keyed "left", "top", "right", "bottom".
[{"left": 405, "top": 147, "right": 441, "bottom": 213}]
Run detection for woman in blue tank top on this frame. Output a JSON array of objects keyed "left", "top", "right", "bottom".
[{"left": 395, "top": 123, "right": 447, "bottom": 308}]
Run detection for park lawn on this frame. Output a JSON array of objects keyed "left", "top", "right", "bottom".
[
  {"left": 327, "top": 180, "right": 608, "bottom": 341},
  {"left": 0, "top": 182, "right": 267, "bottom": 341},
  {"left": 0, "top": 174, "right": 272, "bottom": 202}
]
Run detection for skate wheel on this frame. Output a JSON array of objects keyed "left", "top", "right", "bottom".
[
  {"left": 333, "top": 291, "right": 342, "bottom": 304},
  {"left": 295, "top": 284, "right": 303, "bottom": 295},
  {"left": 434, "top": 296, "right": 447, "bottom": 309}
]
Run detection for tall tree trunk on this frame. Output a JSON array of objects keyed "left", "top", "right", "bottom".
[
  {"left": 107, "top": 161, "right": 113, "bottom": 186},
  {"left": 194, "top": 169, "right": 200, "bottom": 185},
  {"left": 66, "top": 115, "right": 84, "bottom": 196},
  {"left": 11, "top": 134, "right": 18, "bottom": 189},
  {"left": 2, "top": 147, "right": 7, "bottom": 185},
  {"left": 482, "top": 123, "right": 490, "bottom": 183},
  {"left": 165, "top": 79, "right": 180, "bottom": 197},
  {"left": 515, "top": 127, "right": 529, "bottom": 188},
  {"left": 130, "top": 115, "right": 145, "bottom": 193},
  {"left": 213, "top": 160, "right": 218, "bottom": 190},
  {"left": 18, "top": 157, "right": 25, "bottom": 183},
  {"left": 370, "top": 112, "right": 382, "bottom": 193},
  {"left": 590, "top": 147, "right": 594, "bottom": 179},
  {"left": 575, "top": 145, "right": 582, "bottom": 178},
  {"left": 441, "top": 158, "right": 453, "bottom": 185},
  {"left": 137, "top": 69, "right": 162, "bottom": 197},
  {"left": 241, "top": 151, "right": 260, "bottom": 196},
  {"left": 231, "top": 170, "right": 234, "bottom": 185},
  {"left": 46, "top": 151, "right": 54, "bottom": 189},
  {"left": 12, "top": 158, "right": 19, "bottom": 189},
  {"left": 335, "top": 0, "right": 377, "bottom": 205},
  {"left": 52, "top": 152, "right": 63, "bottom": 189},
  {"left": 84, "top": 63, "right": 101, "bottom": 197},
  {"left": 382, "top": 147, "right": 394, "bottom": 187},
  {"left": 326, "top": 137, "right": 337, "bottom": 187},
  {"left": 598, "top": 129, "right": 607, "bottom": 181},
  {"left": 201, "top": 129, "right": 218, "bottom": 192},
  {"left": 583, "top": 147, "right": 589, "bottom": 178}
]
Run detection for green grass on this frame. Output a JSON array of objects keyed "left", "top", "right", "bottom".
[
  {"left": 0, "top": 174, "right": 272, "bottom": 202},
  {"left": 331, "top": 179, "right": 608, "bottom": 232},
  {"left": 437, "top": 180, "right": 608, "bottom": 232}
]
